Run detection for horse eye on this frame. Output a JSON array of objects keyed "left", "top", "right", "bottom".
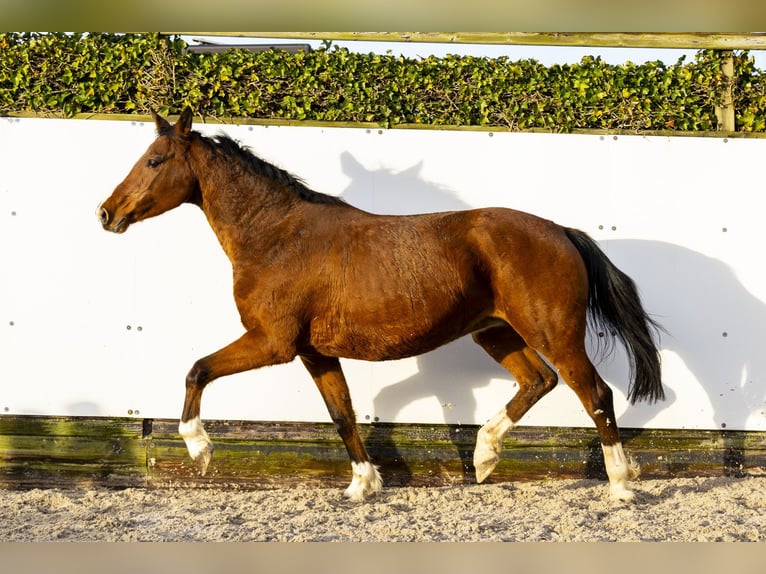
[{"left": 147, "top": 158, "right": 163, "bottom": 168}]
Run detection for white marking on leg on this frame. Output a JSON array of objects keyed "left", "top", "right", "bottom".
[
  {"left": 344, "top": 461, "right": 383, "bottom": 502},
  {"left": 179, "top": 416, "right": 214, "bottom": 475},
  {"left": 473, "top": 409, "right": 515, "bottom": 483},
  {"left": 601, "top": 442, "right": 640, "bottom": 502}
]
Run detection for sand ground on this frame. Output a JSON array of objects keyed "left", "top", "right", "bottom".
[{"left": 2, "top": 473, "right": 764, "bottom": 542}]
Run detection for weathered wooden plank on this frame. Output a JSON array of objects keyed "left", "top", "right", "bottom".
[
  {"left": 8, "top": 112, "right": 766, "bottom": 140},
  {"left": 1, "top": 416, "right": 764, "bottom": 490},
  {"left": 166, "top": 32, "right": 766, "bottom": 51},
  {"left": 0, "top": 416, "right": 147, "bottom": 489},
  {"left": 0, "top": 415, "right": 144, "bottom": 438},
  {"left": 145, "top": 420, "right": 766, "bottom": 489}
]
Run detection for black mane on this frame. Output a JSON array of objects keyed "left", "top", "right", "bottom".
[{"left": 201, "top": 132, "right": 347, "bottom": 206}]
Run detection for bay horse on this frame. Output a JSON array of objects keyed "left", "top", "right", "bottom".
[{"left": 98, "top": 109, "right": 664, "bottom": 502}]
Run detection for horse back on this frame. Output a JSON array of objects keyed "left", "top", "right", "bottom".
[{"left": 233, "top": 205, "right": 579, "bottom": 361}]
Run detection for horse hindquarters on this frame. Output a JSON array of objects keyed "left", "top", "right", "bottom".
[{"left": 472, "top": 222, "right": 658, "bottom": 500}]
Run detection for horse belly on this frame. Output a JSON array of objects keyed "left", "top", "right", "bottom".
[
  {"left": 313, "top": 324, "right": 461, "bottom": 362},
  {"left": 306, "top": 210, "right": 499, "bottom": 360},
  {"left": 310, "top": 292, "right": 492, "bottom": 361}
]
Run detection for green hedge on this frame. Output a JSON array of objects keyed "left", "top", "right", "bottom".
[{"left": 2, "top": 32, "right": 765, "bottom": 132}]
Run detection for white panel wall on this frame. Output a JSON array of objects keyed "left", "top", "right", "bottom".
[{"left": 2, "top": 117, "right": 765, "bottom": 431}]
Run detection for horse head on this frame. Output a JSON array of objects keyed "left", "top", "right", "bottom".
[{"left": 97, "top": 108, "right": 199, "bottom": 234}]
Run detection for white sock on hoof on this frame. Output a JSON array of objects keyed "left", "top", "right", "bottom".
[
  {"left": 473, "top": 409, "right": 515, "bottom": 483},
  {"left": 179, "top": 416, "right": 214, "bottom": 474},
  {"left": 344, "top": 461, "right": 383, "bottom": 502},
  {"left": 601, "top": 442, "right": 639, "bottom": 502}
]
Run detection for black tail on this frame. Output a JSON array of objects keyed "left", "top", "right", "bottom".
[{"left": 565, "top": 228, "right": 664, "bottom": 404}]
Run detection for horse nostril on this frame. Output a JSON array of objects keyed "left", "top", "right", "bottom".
[{"left": 98, "top": 206, "right": 110, "bottom": 226}]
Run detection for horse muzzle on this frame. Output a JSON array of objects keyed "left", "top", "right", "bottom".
[{"left": 97, "top": 205, "right": 129, "bottom": 234}]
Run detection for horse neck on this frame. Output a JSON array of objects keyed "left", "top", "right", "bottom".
[{"left": 188, "top": 137, "right": 299, "bottom": 260}]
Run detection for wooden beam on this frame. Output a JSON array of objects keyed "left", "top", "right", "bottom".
[
  {"left": 165, "top": 32, "right": 766, "bottom": 50},
  {"left": 715, "top": 51, "right": 737, "bottom": 132},
  {"left": 1, "top": 416, "right": 764, "bottom": 490},
  {"left": 0, "top": 416, "right": 148, "bottom": 489}
]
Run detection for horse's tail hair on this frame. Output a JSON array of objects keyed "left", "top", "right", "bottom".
[{"left": 564, "top": 227, "right": 664, "bottom": 404}]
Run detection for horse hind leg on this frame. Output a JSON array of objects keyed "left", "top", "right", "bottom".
[
  {"left": 476, "top": 324, "right": 638, "bottom": 501},
  {"left": 472, "top": 325, "right": 559, "bottom": 483},
  {"left": 549, "top": 345, "right": 640, "bottom": 502},
  {"left": 300, "top": 354, "right": 382, "bottom": 502}
]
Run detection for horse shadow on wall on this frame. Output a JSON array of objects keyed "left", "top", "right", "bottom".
[
  {"left": 604, "top": 240, "right": 766, "bottom": 477},
  {"left": 338, "top": 151, "right": 766, "bottom": 484}
]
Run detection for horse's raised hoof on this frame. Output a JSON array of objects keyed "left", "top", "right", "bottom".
[
  {"left": 473, "top": 452, "right": 500, "bottom": 484},
  {"left": 179, "top": 417, "right": 214, "bottom": 476},
  {"left": 473, "top": 410, "right": 514, "bottom": 483},
  {"left": 473, "top": 455, "right": 499, "bottom": 484},
  {"left": 473, "top": 429, "right": 502, "bottom": 483},
  {"left": 343, "top": 461, "right": 383, "bottom": 502},
  {"left": 194, "top": 444, "right": 214, "bottom": 476}
]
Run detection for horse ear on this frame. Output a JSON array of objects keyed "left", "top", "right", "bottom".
[
  {"left": 174, "top": 107, "right": 194, "bottom": 138},
  {"left": 150, "top": 109, "right": 171, "bottom": 132}
]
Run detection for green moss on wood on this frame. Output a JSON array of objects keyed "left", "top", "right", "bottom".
[{"left": 0, "top": 416, "right": 764, "bottom": 489}]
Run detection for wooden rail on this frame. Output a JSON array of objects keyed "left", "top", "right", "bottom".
[
  {"left": 165, "top": 32, "right": 766, "bottom": 50},
  {"left": 1, "top": 415, "right": 763, "bottom": 490}
]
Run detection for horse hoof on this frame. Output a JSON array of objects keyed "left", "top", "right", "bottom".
[
  {"left": 195, "top": 445, "right": 214, "bottom": 476},
  {"left": 473, "top": 442, "right": 500, "bottom": 483},
  {"left": 609, "top": 484, "right": 635, "bottom": 503},
  {"left": 473, "top": 416, "right": 511, "bottom": 484},
  {"left": 473, "top": 457, "right": 498, "bottom": 484},
  {"left": 343, "top": 487, "right": 365, "bottom": 503},
  {"left": 179, "top": 417, "right": 214, "bottom": 475},
  {"left": 343, "top": 461, "right": 382, "bottom": 502}
]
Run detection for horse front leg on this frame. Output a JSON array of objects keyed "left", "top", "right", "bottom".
[
  {"left": 180, "top": 328, "right": 295, "bottom": 475},
  {"left": 300, "top": 354, "right": 382, "bottom": 501}
]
